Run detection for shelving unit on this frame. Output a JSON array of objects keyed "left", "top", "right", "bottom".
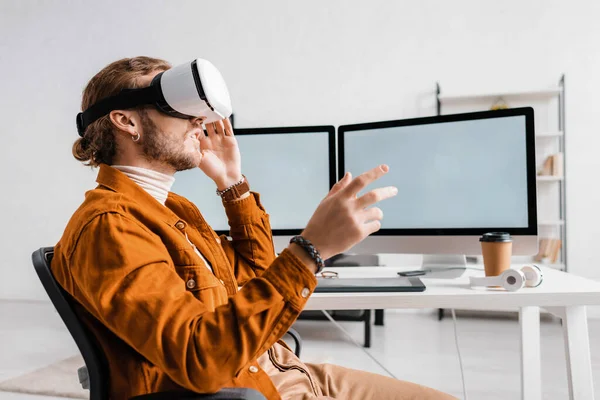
[
  {"left": 536, "top": 131, "right": 563, "bottom": 138},
  {"left": 537, "top": 176, "right": 563, "bottom": 182},
  {"left": 437, "top": 87, "right": 562, "bottom": 102},
  {"left": 435, "top": 76, "right": 567, "bottom": 272},
  {"left": 539, "top": 220, "right": 565, "bottom": 226}
]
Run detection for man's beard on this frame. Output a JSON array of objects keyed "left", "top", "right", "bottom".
[{"left": 138, "top": 110, "right": 198, "bottom": 172}]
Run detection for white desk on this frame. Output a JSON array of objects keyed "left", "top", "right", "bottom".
[{"left": 305, "top": 265, "right": 600, "bottom": 400}]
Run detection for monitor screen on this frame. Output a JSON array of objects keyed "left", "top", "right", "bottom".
[
  {"left": 172, "top": 125, "right": 336, "bottom": 234},
  {"left": 338, "top": 107, "right": 537, "bottom": 236}
]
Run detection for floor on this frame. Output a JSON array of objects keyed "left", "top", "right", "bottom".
[{"left": 0, "top": 301, "right": 599, "bottom": 399}]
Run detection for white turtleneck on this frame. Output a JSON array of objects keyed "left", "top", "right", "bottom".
[
  {"left": 113, "top": 165, "right": 214, "bottom": 274},
  {"left": 112, "top": 165, "right": 174, "bottom": 205}
]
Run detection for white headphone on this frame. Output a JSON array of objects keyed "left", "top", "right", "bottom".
[{"left": 469, "top": 265, "right": 543, "bottom": 292}]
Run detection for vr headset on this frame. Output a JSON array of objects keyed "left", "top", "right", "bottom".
[{"left": 76, "top": 58, "right": 232, "bottom": 137}]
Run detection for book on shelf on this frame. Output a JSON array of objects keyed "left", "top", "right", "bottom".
[
  {"left": 551, "top": 153, "right": 563, "bottom": 177},
  {"left": 537, "top": 152, "right": 563, "bottom": 177},
  {"left": 535, "top": 238, "right": 562, "bottom": 263},
  {"left": 538, "top": 156, "right": 553, "bottom": 176}
]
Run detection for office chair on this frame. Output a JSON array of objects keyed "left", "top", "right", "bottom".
[{"left": 33, "top": 246, "right": 299, "bottom": 400}]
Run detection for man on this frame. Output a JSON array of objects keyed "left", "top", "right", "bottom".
[{"left": 52, "top": 56, "right": 456, "bottom": 399}]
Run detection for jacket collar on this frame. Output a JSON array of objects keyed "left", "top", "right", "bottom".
[{"left": 96, "top": 164, "right": 181, "bottom": 227}]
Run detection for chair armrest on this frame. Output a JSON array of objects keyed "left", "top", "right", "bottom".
[
  {"left": 130, "top": 388, "right": 267, "bottom": 400},
  {"left": 285, "top": 328, "right": 302, "bottom": 357}
]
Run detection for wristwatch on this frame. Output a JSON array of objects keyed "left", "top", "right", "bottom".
[{"left": 217, "top": 175, "right": 250, "bottom": 202}]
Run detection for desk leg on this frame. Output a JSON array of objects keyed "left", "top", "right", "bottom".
[
  {"left": 519, "top": 306, "right": 541, "bottom": 400},
  {"left": 561, "top": 306, "right": 594, "bottom": 400}
]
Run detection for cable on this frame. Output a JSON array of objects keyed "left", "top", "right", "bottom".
[
  {"left": 465, "top": 266, "right": 484, "bottom": 271},
  {"left": 451, "top": 309, "right": 468, "bottom": 400},
  {"left": 322, "top": 307, "right": 468, "bottom": 399},
  {"left": 321, "top": 310, "right": 398, "bottom": 379}
]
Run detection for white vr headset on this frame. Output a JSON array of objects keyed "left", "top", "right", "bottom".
[
  {"left": 76, "top": 58, "right": 232, "bottom": 137},
  {"left": 469, "top": 265, "right": 543, "bottom": 292}
]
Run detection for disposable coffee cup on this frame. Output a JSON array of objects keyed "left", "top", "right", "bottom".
[{"left": 480, "top": 232, "right": 513, "bottom": 277}]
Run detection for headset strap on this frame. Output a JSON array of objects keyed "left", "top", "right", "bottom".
[{"left": 76, "top": 86, "right": 158, "bottom": 137}]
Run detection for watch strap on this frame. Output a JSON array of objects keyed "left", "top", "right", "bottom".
[{"left": 218, "top": 175, "right": 250, "bottom": 202}]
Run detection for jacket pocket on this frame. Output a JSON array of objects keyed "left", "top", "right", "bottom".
[
  {"left": 174, "top": 265, "right": 220, "bottom": 292},
  {"left": 174, "top": 265, "right": 227, "bottom": 309}
]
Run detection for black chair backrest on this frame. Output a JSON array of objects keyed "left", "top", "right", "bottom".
[{"left": 32, "top": 247, "right": 109, "bottom": 400}]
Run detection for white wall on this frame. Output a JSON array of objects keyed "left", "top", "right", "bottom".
[{"left": 1, "top": 0, "right": 599, "bottom": 300}]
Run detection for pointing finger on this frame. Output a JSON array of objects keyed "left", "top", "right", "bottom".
[{"left": 342, "top": 164, "right": 389, "bottom": 198}]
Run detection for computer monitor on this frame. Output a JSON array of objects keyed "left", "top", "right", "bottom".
[
  {"left": 338, "top": 107, "right": 538, "bottom": 272},
  {"left": 172, "top": 125, "right": 336, "bottom": 252}
]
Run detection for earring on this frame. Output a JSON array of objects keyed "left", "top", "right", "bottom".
[{"left": 132, "top": 132, "right": 141, "bottom": 142}]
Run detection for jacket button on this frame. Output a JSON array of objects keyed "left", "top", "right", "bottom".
[
  {"left": 301, "top": 287, "right": 310, "bottom": 298},
  {"left": 249, "top": 366, "right": 258, "bottom": 373},
  {"left": 215, "top": 237, "right": 221, "bottom": 244},
  {"left": 175, "top": 221, "right": 186, "bottom": 229},
  {"left": 186, "top": 279, "right": 196, "bottom": 289}
]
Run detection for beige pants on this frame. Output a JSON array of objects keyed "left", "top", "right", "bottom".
[{"left": 259, "top": 343, "right": 457, "bottom": 400}]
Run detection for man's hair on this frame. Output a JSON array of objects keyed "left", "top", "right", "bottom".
[{"left": 73, "top": 57, "right": 171, "bottom": 167}]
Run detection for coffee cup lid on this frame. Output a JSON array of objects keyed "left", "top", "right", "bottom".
[{"left": 479, "top": 232, "right": 512, "bottom": 243}]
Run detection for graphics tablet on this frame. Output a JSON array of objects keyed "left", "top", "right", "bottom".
[{"left": 314, "top": 277, "right": 426, "bottom": 293}]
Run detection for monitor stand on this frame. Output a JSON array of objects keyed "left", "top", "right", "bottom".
[
  {"left": 324, "top": 253, "right": 466, "bottom": 278},
  {"left": 421, "top": 254, "right": 467, "bottom": 278}
]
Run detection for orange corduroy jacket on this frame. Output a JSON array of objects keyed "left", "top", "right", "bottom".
[{"left": 51, "top": 164, "right": 317, "bottom": 399}]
